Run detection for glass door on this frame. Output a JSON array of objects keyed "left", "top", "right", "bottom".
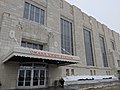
[
  {"left": 33, "top": 69, "right": 46, "bottom": 88},
  {"left": 18, "top": 70, "right": 25, "bottom": 86},
  {"left": 18, "top": 69, "right": 32, "bottom": 87},
  {"left": 40, "top": 70, "right": 45, "bottom": 86},
  {"left": 18, "top": 69, "right": 46, "bottom": 88},
  {"left": 33, "top": 70, "right": 39, "bottom": 86},
  {"left": 25, "top": 70, "right": 32, "bottom": 86}
]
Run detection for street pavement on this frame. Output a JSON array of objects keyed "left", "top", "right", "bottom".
[{"left": 40, "top": 81, "right": 120, "bottom": 90}]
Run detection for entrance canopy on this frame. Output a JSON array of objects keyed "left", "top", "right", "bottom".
[{"left": 2, "top": 47, "right": 80, "bottom": 65}]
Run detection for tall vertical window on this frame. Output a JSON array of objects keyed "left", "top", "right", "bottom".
[
  {"left": 84, "top": 29, "right": 94, "bottom": 66},
  {"left": 24, "top": 2, "right": 45, "bottom": 25},
  {"left": 30, "top": 5, "right": 35, "bottom": 21},
  {"left": 99, "top": 36, "right": 108, "bottom": 67},
  {"left": 61, "top": 18, "right": 73, "bottom": 55},
  {"left": 24, "top": 2, "right": 30, "bottom": 19},
  {"left": 110, "top": 41, "right": 115, "bottom": 50}
]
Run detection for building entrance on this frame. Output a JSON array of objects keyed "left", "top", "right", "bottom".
[{"left": 17, "top": 63, "right": 46, "bottom": 89}]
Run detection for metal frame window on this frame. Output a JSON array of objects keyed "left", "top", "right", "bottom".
[
  {"left": 24, "top": 2, "right": 45, "bottom": 25},
  {"left": 61, "top": 18, "right": 73, "bottom": 55},
  {"left": 83, "top": 29, "right": 94, "bottom": 66},
  {"left": 99, "top": 36, "right": 108, "bottom": 67},
  {"left": 21, "top": 41, "right": 43, "bottom": 50}
]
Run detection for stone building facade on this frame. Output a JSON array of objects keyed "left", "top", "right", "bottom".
[{"left": 0, "top": 0, "right": 120, "bottom": 89}]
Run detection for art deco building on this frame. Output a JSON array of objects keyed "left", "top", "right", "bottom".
[{"left": 0, "top": 0, "right": 120, "bottom": 89}]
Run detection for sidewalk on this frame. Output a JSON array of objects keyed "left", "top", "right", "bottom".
[{"left": 15, "top": 80, "right": 120, "bottom": 90}]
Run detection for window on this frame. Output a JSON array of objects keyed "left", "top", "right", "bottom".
[
  {"left": 21, "top": 41, "right": 43, "bottom": 50},
  {"left": 83, "top": 29, "right": 94, "bottom": 66},
  {"left": 110, "top": 41, "right": 115, "bottom": 50},
  {"left": 108, "top": 71, "right": 110, "bottom": 75},
  {"left": 30, "top": 5, "right": 35, "bottom": 21},
  {"left": 93, "top": 70, "right": 96, "bottom": 75},
  {"left": 90, "top": 70, "right": 96, "bottom": 75},
  {"left": 66, "top": 69, "right": 69, "bottom": 76},
  {"left": 106, "top": 71, "right": 110, "bottom": 75},
  {"left": 24, "top": 2, "right": 29, "bottom": 19},
  {"left": 24, "top": 2, "right": 45, "bottom": 25},
  {"left": 90, "top": 70, "right": 93, "bottom": 76},
  {"left": 61, "top": 18, "right": 73, "bottom": 55},
  {"left": 71, "top": 69, "right": 74, "bottom": 75},
  {"left": 106, "top": 71, "right": 108, "bottom": 75},
  {"left": 118, "top": 60, "right": 120, "bottom": 67},
  {"left": 99, "top": 36, "right": 108, "bottom": 67}
]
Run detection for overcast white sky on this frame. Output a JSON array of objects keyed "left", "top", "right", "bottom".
[{"left": 66, "top": 0, "right": 120, "bottom": 34}]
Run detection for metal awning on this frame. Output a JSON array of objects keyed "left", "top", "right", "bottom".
[{"left": 2, "top": 47, "right": 80, "bottom": 65}]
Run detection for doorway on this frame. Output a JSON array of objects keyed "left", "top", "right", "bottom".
[{"left": 17, "top": 63, "right": 46, "bottom": 89}]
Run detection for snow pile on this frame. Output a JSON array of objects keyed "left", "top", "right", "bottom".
[{"left": 63, "top": 75, "right": 118, "bottom": 82}]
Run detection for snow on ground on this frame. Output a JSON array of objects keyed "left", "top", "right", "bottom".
[
  {"left": 63, "top": 75, "right": 117, "bottom": 81},
  {"left": 63, "top": 75, "right": 118, "bottom": 85}
]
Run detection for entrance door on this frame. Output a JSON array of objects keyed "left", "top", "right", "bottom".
[
  {"left": 17, "top": 69, "right": 46, "bottom": 88},
  {"left": 33, "top": 69, "right": 46, "bottom": 88},
  {"left": 33, "top": 70, "right": 39, "bottom": 86},
  {"left": 25, "top": 70, "right": 32, "bottom": 86},
  {"left": 18, "top": 69, "right": 32, "bottom": 87},
  {"left": 39, "top": 70, "right": 46, "bottom": 86}
]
